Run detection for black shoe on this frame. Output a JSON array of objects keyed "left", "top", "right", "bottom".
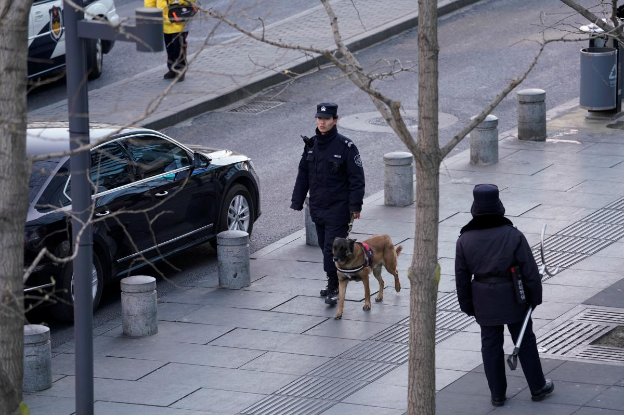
[
  {"left": 325, "top": 288, "right": 338, "bottom": 306},
  {"left": 531, "top": 379, "right": 554, "bottom": 401},
  {"left": 320, "top": 282, "right": 329, "bottom": 297},
  {"left": 491, "top": 396, "right": 506, "bottom": 407},
  {"left": 163, "top": 70, "right": 176, "bottom": 79},
  {"left": 176, "top": 73, "right": 185, "bottom": 82}
]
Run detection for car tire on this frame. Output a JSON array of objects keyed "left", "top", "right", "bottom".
[
  {"left": 210, "top": 184, "right": 255, "bottom": 249},
  {"left": 50, "top": 252, "right": 104, "bottom": 321},
  {"left": 86, "top": 38, "right": 103, "bottom": 80}
]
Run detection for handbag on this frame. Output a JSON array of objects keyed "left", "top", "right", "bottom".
[{"left": 167, "top": 1, "right": 198, "bottom": 23}]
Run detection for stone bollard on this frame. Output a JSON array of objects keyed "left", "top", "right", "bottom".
[
  {"left": 217, "top": 230, "right": 251, "bottom": 289},
  {"left": 121, "top": 276, "right": 158, "bottom": 337},
  {"left": 517, "top": 89, "right": 546, "bottom": 141},
  {"left": 305, "top": 196, "right": 318, "bottom": 247},
  {"left": 470, "top": 114, "right": 499, "bottom": 165},
  {"left": 23, "top": 325, "right": 52, "bottom": 392},
  {"left": 384, "top": 152, "right": 414, "bottom": 207}
]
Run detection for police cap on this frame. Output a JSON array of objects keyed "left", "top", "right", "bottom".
[{"left": 316, "top": 103, "right": 338, "bottom": 119}]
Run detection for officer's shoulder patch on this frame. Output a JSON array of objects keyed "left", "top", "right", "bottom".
[
  {"left": 342, "top": 139, "right": 353, "bottom": 148},
  {"left": 354, "top": 154, "right": 363, "bottom": 167}
]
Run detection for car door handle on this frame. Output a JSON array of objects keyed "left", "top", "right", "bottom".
[
  {"left": 95, "top": 210, "right": 110, "bottom": 217},
  {"left": 155, "top": 191, "right": 169, "bottom": 197}
]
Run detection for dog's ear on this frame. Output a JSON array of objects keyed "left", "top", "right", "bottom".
[{"left": 348, "top": 239, "right": 355, "bottom": 251}]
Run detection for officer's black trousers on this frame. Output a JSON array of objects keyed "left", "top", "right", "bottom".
[
  {"left": 480, "top": 317, "right": 546, "bottom": 398},
  {"left": 164, "top": 32, "right": 188, "bottom": 71},
  {"left": 314, "top": 222, "right": 349, "bottom": 290}
]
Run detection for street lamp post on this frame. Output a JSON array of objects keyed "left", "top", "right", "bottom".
[{"left": 62, "top": 3, "right": 162, "bottom": 414}]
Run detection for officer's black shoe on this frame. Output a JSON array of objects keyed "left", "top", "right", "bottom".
[
  {"left": 325, "top": 288, "right": 338, "bottom": 306},
  {"left": 491, "top": 396, "right": 506, "bottom": 407},
  {"left": 531, "top": 379, "right": 554, "bottom": 401},
  {"left": 320, "top": 282, "right": 329, "bottom": 297},
  {"left": 163, "top": 70, "right": 176, "bottom": 79}
]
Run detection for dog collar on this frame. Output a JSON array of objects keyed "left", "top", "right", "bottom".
[{"left": 335, "top": 242, "right": 374, "bottom": 273}]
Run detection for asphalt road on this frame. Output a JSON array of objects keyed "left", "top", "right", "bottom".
[
  {"left": 36, "top": 0, "right": 596, "bottom": 345},
  {"left": 26, "top": 0, "right": 315, "bottom": 111}
]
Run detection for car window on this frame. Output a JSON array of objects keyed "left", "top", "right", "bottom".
[
  {"left": 122, "top": 135, "right": 191, "bottom": 179},
  {"left": 29, "top": 158, "right": 63, "bottom": 205},
  {"left": 90, "top": 142, "right": 135, "bottom": 193}
]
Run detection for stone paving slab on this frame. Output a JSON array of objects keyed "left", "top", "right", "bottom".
[
  {"left": 490, "top": 400, "right": 580, "bottom": 414},
  {"left": 342, "top": 383, "right": 407, "bottom": 411},
  {"left": 543, "top": 269, "right": 624, "bottom": 290},
  {"left": 515, "top": 380, "right": 608, "bottom": 407},
  {"left": 159, "top": 287, "right": 295, "bottom": 310},
  {"left": 319, "top": 403, "right": 405, "bottom": 415},
  {"left": 249, "top": 258, "right": 328, "bottom": 279},
  {"left": 171, "top": 388, "right": 266, "bottom": 414},
  {"left": 102, "top": 320, "right": 234, "bottom": 344},
  {"left": 434, "top": 390, "right": 497, "bottom": 415},
  {"left": 180, "top": 304, "right": 326, "bottom": 333},
  {"left": 585, "top": 386, "right": 624, "bottom": 411},
  {"left": 245, "top": 275, "right": 370, "bottom": 301},
  {"left": 239, "top": 351, "right": 331, "bottom": 376},
  {"left": 94, "top": 401, "right": 217, "bottom": 415},
  {"left": 210, "top": 328, "right": 360, "bottom": 357},
  {"left": 140, "top": 363, "right": 298, "bottom": 394},
  {"left": 51, "top": 353, "right": 167, "bottom": 381},
  {"left": 21, "top": 395, "right": 75, "bottom": 415},
  {"left": 36, "top": 376, "right": 199, "bottom": 406},
  {"left": 574, "top": 408, "right": 624, "bottom": 415},
  {"left": 546, "top": 361, "right": 624, "bottom": 386},
  {"left": 302, "top": 318, "right": 393, "bottom": 341},
  {"left": 156, "top": 301, "right": 204, "bottom": 321},
  {"left": 442, "top": 372, "right": 528, "bottom": 398},
  {"left": 583, "top": 279, "right": 624, "bottom": 308}
]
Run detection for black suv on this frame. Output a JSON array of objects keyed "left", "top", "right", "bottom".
[{"left": 25, "top": 124, "right": 260, "bottom": 320}]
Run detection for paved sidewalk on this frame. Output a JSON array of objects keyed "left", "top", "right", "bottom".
[
  {"left": 28, "top": 0, "right": 478, "bottom": 129},
  {"left": 24, "top": 99, "right": 624, "bottom": 414}
]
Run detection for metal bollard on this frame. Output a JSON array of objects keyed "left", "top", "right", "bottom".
[
  {"left": 23, "top": 325, "right": 52, "bottom": 392},
  {"left": 470, "top": 114, "right": 499, "bottom": 165},
  {"left": 121, "top": 276, "right": 158, "bottom": 337},
  {"left": 517, "top": 89, "right": 546, "bottom": 141},
  {"left": 305, "top": 196, "right": 318, "bottom": 246},
  {"left": 217, "top": 230, "right": 251, "bottom": 289},
  {"left": 383, "top": 152, "right": 414, "bottom": 207}
]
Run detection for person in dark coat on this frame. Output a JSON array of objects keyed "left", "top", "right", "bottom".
[
  {"left": 291, "top": 103, "right": 365, "bottom": 305},
  {"left": 455, "top": 184, "right": 554, "bottom": 407}
]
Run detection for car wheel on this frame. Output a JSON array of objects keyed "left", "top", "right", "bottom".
[
  {"left": 51, "top": 252, "right": 104, "bottom": 321},
  {"left": 210, "top": 184, "right": 255, "bottom": 248},
  {"left": 86, "top": 38, "right": 103, "bottom": 80}
]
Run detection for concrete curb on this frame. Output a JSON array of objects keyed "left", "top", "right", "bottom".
[{"left": 143, "top": 0, "right": 484, "bottom": 130}]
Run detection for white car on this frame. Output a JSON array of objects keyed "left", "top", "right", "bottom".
[{"left": 28, "top": 0, "right": 120, "bottom": 80}]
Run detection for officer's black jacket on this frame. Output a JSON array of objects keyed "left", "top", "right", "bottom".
[
  {"left": 455, "top": 215, "right": 542, "bottom": 326},
  {"left": 291, "top": 126, "right": 365, "bottom": 225}
]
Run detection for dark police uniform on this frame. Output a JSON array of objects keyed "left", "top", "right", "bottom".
[
  {"left": 291, "top": 103, "right": 365, "bottom": 304},
  {"left": 455, "top": 184, "right": 554, "bottom": 406}
]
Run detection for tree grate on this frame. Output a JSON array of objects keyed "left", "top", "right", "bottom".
[
  {"left": 537, "top": 320, "right": 611, "bottom": 356},
  {"left": 437, "top": 292, "right": 462, "bottom": 311},
  {"left": 228, "top": 100, "right": 284, "bottom": 114},
  {"left": 240, "top": 395, "right": 334, "bottom": 415},
  {"left": 305, "top": 359, "right": 398, "bottom": 382},
  {"left": 583, "top": 209, "right": 624, "bottom": 225},
  {"left": 538, "top": 235, "right": 613, "bottom": 255},
  {"left": 573, "top": 345, "right": 624, "bottom": 363},
  {"left": 576, "top": 308, "right": 624, "bottom": 325},
  {"left": 436, "top": 329, "right": 458, "bottom": 344},
  {"left": 275, "top": 377, "right": 366, "bottom": 401},
  {"left": 557, "top": 221, "right": 624, "bottom": 241},
  {"left": 532, "top": 250, "right": 587, "bottom": 269},
  {"left": 371, "top": 324, "right": 409, "bottom": 343},
  {"left": 436, "top": 310, "right": 474, "bottom": 331},
  {"left": 604, "top": 196, "right": 624, "bottom": 211}
]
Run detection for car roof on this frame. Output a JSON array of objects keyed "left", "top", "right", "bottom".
[{"left": 26, "top": 122, "right": 149, "bottom": 157}]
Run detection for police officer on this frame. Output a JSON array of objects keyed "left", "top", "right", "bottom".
[
  {"left": 455, "top": 184, "right": 554, "bottom": 407},
  {"left": 291, "top": 103, "right": 365, "bottom": 305}
]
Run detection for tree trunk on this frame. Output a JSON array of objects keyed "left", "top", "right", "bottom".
[
  {"left": 0, "top": 1, "right": 33, "bottom": 413},
  {"left": 408, "top": 0, "right": 440, "bottom": 414}
]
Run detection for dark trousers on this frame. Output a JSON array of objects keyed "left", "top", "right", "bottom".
[
  {"left": 315, "top": 222, "right": 349, "bottom": 290},
  {"left": 164, "top": 32, "right": 188, "bottom": 71},
  {"left": 480, "top": 318, "right": 546, "bottom": 398}
]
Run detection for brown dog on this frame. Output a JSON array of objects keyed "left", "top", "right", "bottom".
[{"left": 332, "top": 235, "right": 402, "bottom": 319}]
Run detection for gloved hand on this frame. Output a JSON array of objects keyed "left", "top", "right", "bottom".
[{"left": 290, "top": 202, "right": 303, "bottom": 211}]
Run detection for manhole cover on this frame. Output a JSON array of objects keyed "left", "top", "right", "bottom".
[
  {"left": 339, "top": 110, "right": 458, "bottom": 133},
  {"left": 228, "top": 100, "right": 284, "bottom": 114}
]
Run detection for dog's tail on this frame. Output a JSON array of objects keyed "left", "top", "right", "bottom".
[{"left": 395, "top": 245, "right": 403, "bottom": 256}]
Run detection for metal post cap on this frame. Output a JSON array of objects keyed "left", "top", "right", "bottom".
[
  {"left": 383, "top": 152, "right": 414, "bottom": 166},
  {"left": 135, "top": 7, "right": 162, "bottom": 18},
  {"left": 517, "top": 89, "right": 546, "bottom": 103},
  {"left": 217, "top": 230, "right": 250, "bottom": 246},
  {"left": 120, "top": 275, "right": 156, "bottom": 293},
  {"left": 471, "top": 114, "right": 498, "bottom": 129},
  {"left": 24, "top": 325, "right": 50, "bottom": 345}
]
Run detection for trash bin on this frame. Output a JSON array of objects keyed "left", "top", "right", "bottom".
[{"left": 580, "top": 47, "right": 618, "bottom": 110}]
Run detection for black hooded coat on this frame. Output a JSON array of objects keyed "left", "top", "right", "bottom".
[{"left": 455, "top": 215, "right": 543, "bottom": 326}]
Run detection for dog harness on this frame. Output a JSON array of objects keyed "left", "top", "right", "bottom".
[{"left": 336, "top": 242, "right": 374, "bottom": 274}]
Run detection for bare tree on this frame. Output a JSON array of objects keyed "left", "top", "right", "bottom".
[
  {"left": 0, "top": 0, "right": 34, "bottom": 412},
  {"left": 203, "top": 0, "right": 554, "bottom": 413}
]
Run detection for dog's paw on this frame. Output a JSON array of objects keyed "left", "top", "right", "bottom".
[
  {"left": 395, "top": 284, "right": 401, "bottom": 293},
  {"left": 334, "top": 313, "right": 343, "bottom": 320},
  {"left": 363, "top": 304, "right": 371, "bottom": 311},
  {"left": 375, "top": 296, "right": 383, "bottom": 302}
]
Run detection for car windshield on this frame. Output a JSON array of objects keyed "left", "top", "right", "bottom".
[{"left": 28, "top": 159, "right": 62, "bottom": 204}]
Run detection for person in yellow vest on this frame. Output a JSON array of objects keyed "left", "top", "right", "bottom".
[{"left": 144, "top": 0, "right": 197, "bottom": 81}]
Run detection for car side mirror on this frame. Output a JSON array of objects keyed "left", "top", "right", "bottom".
[{"left": 193, "top": 152, "right": 210, "bottom": 168}]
